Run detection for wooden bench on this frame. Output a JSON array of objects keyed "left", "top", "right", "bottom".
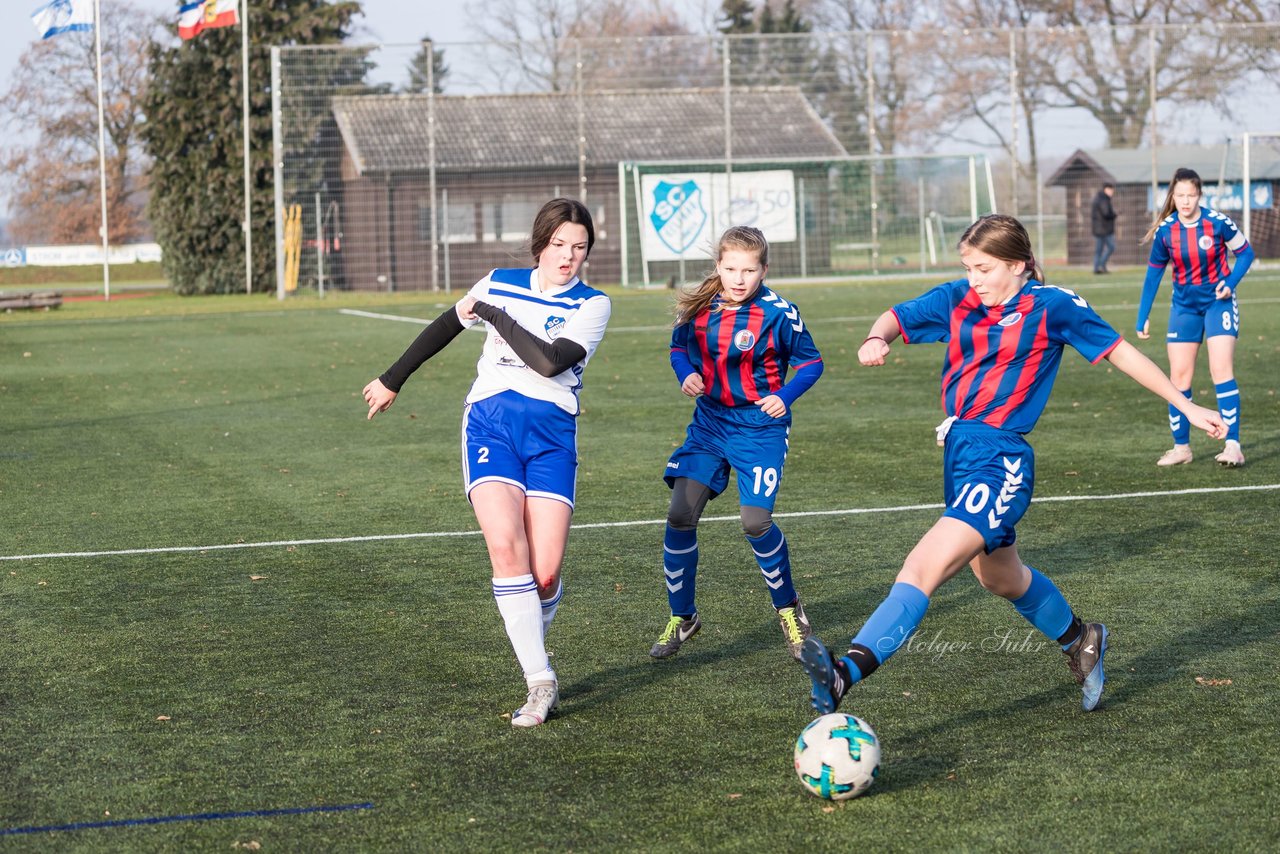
[{"left": 0, "top": 291, "right": 63, "bottom": 311}]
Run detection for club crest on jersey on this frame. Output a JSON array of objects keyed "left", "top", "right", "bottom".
[
  {"left": 733, "top": 329, "right": 756, "bottom": 351},
  {"left": 1198, "top": 235, "right": 1214, "bottom": 251},
  {"left": 545, "top": 316, "right": 566, "bottom": 338},
  {"left": 998, "top": 311, "right": 1023, "bottom": 327},
  {"left": 649, "top": 180, "right": 707, "bottom": 255}
]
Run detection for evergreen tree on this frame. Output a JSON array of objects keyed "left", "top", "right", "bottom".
[
  {"left": 778, "top": 0, "right": 811, "bottom": 33},
  {"left": 718, "top": 0, "right": 755, "bottom": 34},
  {"left": 142, "top": 0, "right": 362, "bottom": 295},
  {"left": 405, "top": 36, "right": 449, "bottom": 94},
  {"left": 758, "top": 2, "right": 776, "bottom": 34}
]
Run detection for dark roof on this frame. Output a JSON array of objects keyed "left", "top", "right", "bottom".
[
  {"left": 332, "top": 87, "right": 847, "bottom": 175},
  {"left": 1046, "top": 143, "right": 1280, "bottom": 186}
]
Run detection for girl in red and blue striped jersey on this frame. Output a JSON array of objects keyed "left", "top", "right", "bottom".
[
  {"left": 650, "top": 226, "right": 824, "bottom": 662},
  {"left": 800, "top": 215, "right": 1226, "bottom": 715},
  {"left": 1137, "top": 167, "right": 1254, "bottom": 467}
]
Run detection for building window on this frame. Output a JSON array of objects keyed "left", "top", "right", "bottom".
[{"left": 419, "top": 196, "right": 478, "bottom": 244}]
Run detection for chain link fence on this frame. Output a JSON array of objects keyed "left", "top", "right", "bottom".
[{"left": 270, "top": 24, "right": 1279, "bottom": 294}]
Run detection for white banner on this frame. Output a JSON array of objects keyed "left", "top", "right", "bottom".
[
  {"left": 20, "top": 243, "right": 162, "bottom": 266},
  {"left": 639, "top": 171, "right": 797, "bottom": 263}
]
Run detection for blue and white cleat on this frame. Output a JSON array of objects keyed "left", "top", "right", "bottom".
[
  {"left": 1065, "top": 623, "right": 1108, "bottom": 712},
  {"left": 800, "top": 636, "right": 841, "bottom": 715}
]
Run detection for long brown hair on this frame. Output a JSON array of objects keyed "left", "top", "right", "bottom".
[
  {"left": 1143, "top": 167, "right": 1201, "bottom": 244},
  {"left": 957, "top": 214, "right": 1042, "bottom": 283},
  {"left": 674, "top": 226, "right": 769, "bottom": 326},
  {"left": 529, "top": 197, "right": 594, "bottom": 260}
]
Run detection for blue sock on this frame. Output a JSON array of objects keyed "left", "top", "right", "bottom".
[
  {"left": 1010, "top": 567, "right": 1074, "bottom": 643},
  {"left": 746, "top": 524, "right": 796, "bottom": 610},
  {"left": 663, "top": 525, "right": 698, "bottom": 617},
  {"left": 845, "top": 582, "right": 930, "bottom": 683},
  {"left": 1169, "top": 388, "right": 1192, "bottom": 445},
  {"left": 1215, "top": 379, "right": 1240, "bottom": 442}
]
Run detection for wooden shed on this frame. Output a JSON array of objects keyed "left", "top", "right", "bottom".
[
  {"left": 328, "top": 87, "right": 848, "bottom": 290},
  {"left": 1046, "top": 144, "right": 1280, "bottom": 268}
]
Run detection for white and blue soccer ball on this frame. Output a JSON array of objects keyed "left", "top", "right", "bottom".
[{"left": 793, "top": 712, "right": 880, "bottom": 800}]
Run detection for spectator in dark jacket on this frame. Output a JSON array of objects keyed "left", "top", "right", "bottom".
[{"left": 1091, "top": 183, "right": 1118, "bottom": 274}]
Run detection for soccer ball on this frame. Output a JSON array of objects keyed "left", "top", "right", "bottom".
[{"left": 793, "top": 713, "right": 880, "bottom": 800}]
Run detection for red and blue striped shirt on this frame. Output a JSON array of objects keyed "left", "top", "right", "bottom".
[
  {"left": 1136, "top": 206, "right": 1252, "bottom": 331},
  {"left": 893, "top": 279, "right": 1122, "bottom": 435},
  {"left": 671, "top": 286, "right": 823, "bottom": 411}
]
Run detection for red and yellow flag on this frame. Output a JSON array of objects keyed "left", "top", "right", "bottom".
[{"left": 178, "top": 0, "right": 239, "bottom": 40}]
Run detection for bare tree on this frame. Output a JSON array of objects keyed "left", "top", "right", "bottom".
[
  {"left": 1003, "top": 0, "right": 1280, "bottom": 148},
  {"left": 0, "top": 2, "right": 159, "bottom": 245},
  {"left": 807, "top": 0, "right": 944, "bottom": 155},
  {"left": 463, "top": 0, "right": 694, "bottom": 91}
]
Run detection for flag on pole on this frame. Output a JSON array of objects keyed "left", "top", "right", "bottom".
[
  {"left": 30, "top": 0, "right": 94, "bottom": 39},
  {"left": 178, "top": 0, "right": 240, "bottom": 40}
]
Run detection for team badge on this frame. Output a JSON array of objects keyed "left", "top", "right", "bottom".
[
  {"left": 545, "top": 316, "right": 566, "bottom": 338},
  {"left": 1198, "top": 235, "right": 1214, "bottom": 251},
  {"left": 998, "top": 311, "right": 1023, "bottom": 327},
  {"left": 650, "top": 180, "right": 708, "bottom": 255},
  {"left": 734, "top": 329, "right": 756, "bottom": 351}
]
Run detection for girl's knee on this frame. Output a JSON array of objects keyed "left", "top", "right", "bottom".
[{"left": 739, "top": 505, "right": 773, "bottom": 538}]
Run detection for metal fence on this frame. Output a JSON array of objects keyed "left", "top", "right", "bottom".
[{"left": 273, "top": 24, "right": 1280, "bottom": 295}]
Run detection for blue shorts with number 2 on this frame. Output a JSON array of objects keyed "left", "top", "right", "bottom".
[
  {"left": 462, "top": 390, "right": 578, "bottom": 508},
  {"left": 941, "top": 420, "right": 1035, "bottom": 553},
  {"left": 664, "top": 397, "right": 790, "bottom": 510}
]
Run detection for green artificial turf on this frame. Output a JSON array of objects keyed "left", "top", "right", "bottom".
[{"left": 2, "top": 269, "right": 1278, "bottom": 851}]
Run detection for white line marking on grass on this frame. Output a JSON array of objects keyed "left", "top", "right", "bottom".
[
  {"left": 339, "top": 308, "right": 434, "bottom": 324},
  {"left": 3, "top": 484, "right": 1277, "bottom": 562},
  {"left": 341, "top": 297, "right": 1280, "bottom": 336}
]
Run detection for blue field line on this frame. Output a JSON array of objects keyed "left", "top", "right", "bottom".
[
  {"left": 0, "top": 802, "right": 374, "bottom": 836},
  {"left": 1, "top": 483, "right": 1277, "bottom": 562}
]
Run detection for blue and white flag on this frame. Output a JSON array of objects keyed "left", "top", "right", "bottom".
[{"left": 31, "top": 0, "right": 94, "bottom": 39}]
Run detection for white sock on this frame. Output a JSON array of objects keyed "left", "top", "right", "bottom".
[
  {"left": 492, "top": 574, "right": 549, "bottom": 680},
  {"left": 541, "top": 578, "right": 564, "bottom": 638}
]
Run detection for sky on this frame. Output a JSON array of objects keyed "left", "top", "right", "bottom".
[{"left": 3, "top": 1, "right": 472, "bottom": 92}]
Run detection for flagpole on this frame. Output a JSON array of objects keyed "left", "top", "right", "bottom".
[
  {"left": 241, "top": 0, "right": 252, "bottom": 294},
  {"left": 92, "top": 0, "right": 111, "bottom": 300}
]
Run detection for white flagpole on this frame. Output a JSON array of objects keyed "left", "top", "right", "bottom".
[
  {"left": 92, "top": 0, "right": 111, "bottom": 300},
  {"left": 241, "top": 0, "right": 252, "bottom": 294}
]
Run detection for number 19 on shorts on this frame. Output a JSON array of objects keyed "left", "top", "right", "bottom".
[{"left": 751, "top": 466, "right": 779, "bottom": 497}]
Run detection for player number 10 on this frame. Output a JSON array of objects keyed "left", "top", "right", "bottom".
[
  {"left": 952, "top": 482, "right": 990, "bottom": 513},
  {"left": 751, "top": 466, "right": 779, "bottom": 497}
]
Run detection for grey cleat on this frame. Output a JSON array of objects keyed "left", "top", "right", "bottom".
[
  {"left": 777, "top": 599, "right": 813, "bottom": 661},
  {"left": 1065, "top": 623, "right": 1109, "bottom": 712},
  {"left": 650, "top": 613, "right": 701, "bottom": 659}
]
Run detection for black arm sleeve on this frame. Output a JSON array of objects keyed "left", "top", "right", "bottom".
[
  {"left": 470, "top": 300, "right": 587, "bottom": 378},
  {"left": 378, "top": 305, "right": 466, "bottom": 392}
]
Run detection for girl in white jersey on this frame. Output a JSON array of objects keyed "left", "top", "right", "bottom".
[{"left": 363, "top": 198, "right": 612, "bottom": 727}]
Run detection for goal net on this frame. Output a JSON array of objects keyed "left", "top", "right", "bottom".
[
  {"left": 1213, "top": 133, "right": 1274, "bottom": 263},
  {"left": 619, "top": 154, "right": 995, "bottom": 288}
]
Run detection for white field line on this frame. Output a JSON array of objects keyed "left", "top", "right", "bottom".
[
  {"left": 343, "top": 296, "right": 1280, "bottom": 336},
  {"left": 3, "top": 484, "right": 1277, "bottom": 562}
]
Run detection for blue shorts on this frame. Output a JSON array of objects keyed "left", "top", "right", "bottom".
[
  {"left": 1167, "top": 294, "right": 1238, "bottom": 343},
  {"left": 941, "top": 420, "right": 1034, "bottom": 553},
  {"left": 664, "top": 397, "right": 790, "bottom": 510},
  {"left": 462, "top": 390, "right": 578, "bottom": 508}
]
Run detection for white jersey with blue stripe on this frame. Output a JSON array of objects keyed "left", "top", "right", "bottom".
[{"left": 461, "top": 267, "right": 611, "bottom": 415}]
